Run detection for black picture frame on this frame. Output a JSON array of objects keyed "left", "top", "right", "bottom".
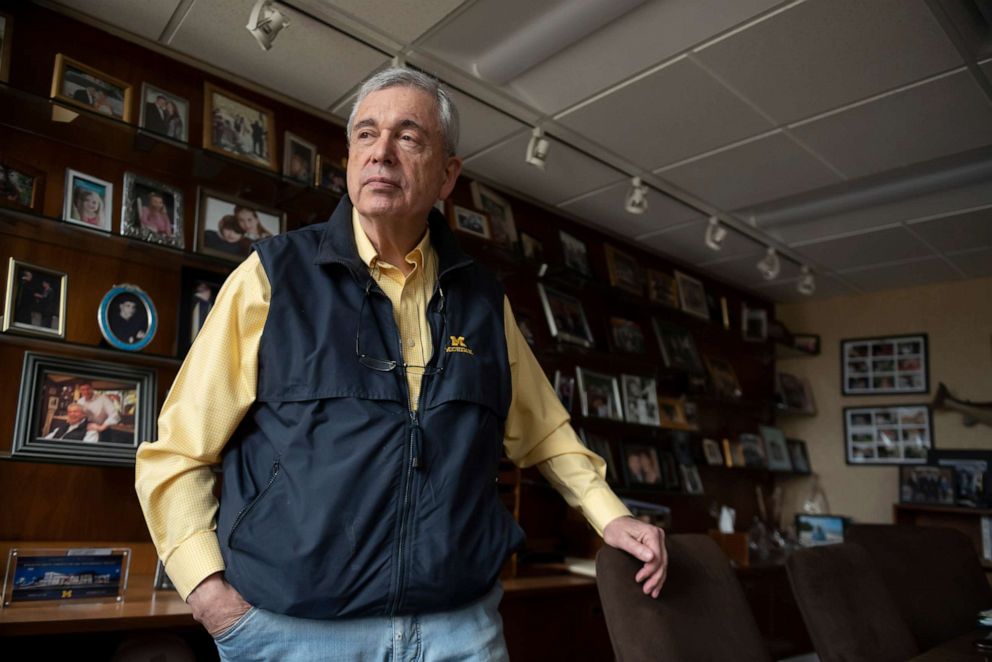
[
  {"left": 841, "top": 334, "right": 929, "bottom": 396},
  {"left": 177, "top": 266, "right": 229, "bottom": 355},
  {"left": 844, "top": 404, "right": 933, "bottom": 466},
  {"left": 899, "top": 465, "right": 955, "bottom": 505},
  {"left": 620, "top": 442, "right": 664, "bottom": 490},
  {"left": 927, "top": 449, "right": 992, "bottom": 507}
]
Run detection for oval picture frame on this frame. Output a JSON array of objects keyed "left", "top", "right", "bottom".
[{"left": 98, "top": 284, "right": 157, "bottom": 352}]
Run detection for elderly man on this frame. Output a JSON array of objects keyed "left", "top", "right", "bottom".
[
  {"left": 44, "top": 403, "right": 98, "bottom": 442},
  {"left": 135, "top": 67, "right": 665, "bottom": 661}
]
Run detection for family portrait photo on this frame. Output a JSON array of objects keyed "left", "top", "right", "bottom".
[
  {"left": 538, "top": 284, "right": 595, "bottom": 348},
  {"left": 196, "top": 189, "right": 284, "bottom": 261},
  {"left": 51, "top": 53, "right": 131, "bottom": 121},
  {"left": 3, "top": 258, "right": 67, "bottom": 338},
  {"left": 283, "top": 132, "right": 316, "bottom": 185},
  {"left": 204, "top": 82, "right": 277, "bottom": 170},
  {"left": 1, "top": 160, "right": 43, "bottom": 210},
  {"left": 63, "top": 169, "right": 113, "bottom": 232},
  {"left": 139, "top": 83, "right": 188, "bottom": 142},
  {"left": 122, "top": 173, "right": 184, "bottom": 248}
]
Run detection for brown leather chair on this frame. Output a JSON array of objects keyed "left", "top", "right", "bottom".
[
  {"left": 785, "top": 542, "right": 918, "bottom": 662},
  {"left": 846, "top": 524, "right": 992, "bottom": 651},
  {"left": 596, "top": 534, "right": 771, "bottom": 662}
]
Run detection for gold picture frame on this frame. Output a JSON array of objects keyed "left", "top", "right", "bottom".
[
  {"left": 203, "top": 82, "right": 277, "bottom": 171},
  {"left": 50, "top": 53, "right": 132, "bottom": 122}
]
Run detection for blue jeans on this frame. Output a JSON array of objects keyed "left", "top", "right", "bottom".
[{"left": 212, "top": 583, "right": 509, "bottom": 661}]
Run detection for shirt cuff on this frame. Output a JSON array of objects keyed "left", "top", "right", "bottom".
[
  {"left": 164, "top": 531, "right": 226, "bottom": 601},
  {"left": 580, "top": 485, "right": 633, "bottom": 536}
]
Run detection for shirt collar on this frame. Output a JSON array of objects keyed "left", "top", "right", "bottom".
[{"left": 351, "top": 207, "right": 432, "bottom": 273}]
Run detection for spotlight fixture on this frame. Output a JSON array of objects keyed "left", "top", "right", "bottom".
[
  {"left": 756, "top": 247, "right": 781, "bottom": 280},
  {"left": 525, "top": 127, "right": 550, "bottom": 170},
  {"left": 704, "top": 216, "right": 727, "bottom": 251},
  {"left": 624, "top": 177, "right": 648, "bottom": 215},
  {"left": 247, "top": 0, "right": 290, "bottom": 51},
  {"left": 797, "top": 265, "right": 816, "bottom": 295}
]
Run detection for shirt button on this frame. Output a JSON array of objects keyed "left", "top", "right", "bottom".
[{"left": 407, "top": 338, "right": 416, "bottom": 347}]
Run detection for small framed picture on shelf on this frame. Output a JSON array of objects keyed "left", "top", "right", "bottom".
[
  {"left": 928, "top": 449, "right": 992, "bottom": 507},
  {"left": 674, "top": 270, "right": 709, "bottom": 320},
  {"left": 842, "top": 334, "right": 928, "bottom": 395},
  {"left": 776, "top": 372, "right": 816, "bottom": 415},
  {"left": 659, "top": 451, "right": 681, "bottom": 490},
  {"left": 51, "top": 53, "right": 132, "bottom": 121},
  {"left": 576, "top": 367, "right": 623, "bottom": 421},
  {"left": 1, "top": 159, "right": 45, "bottom": 211},
  {"left": 470, "top": 181, "right": 517, "bottom": 247},
  {"left": 899, "top": 465, "right": 955, "bottom": 505},
  {"left": 316, "top": 155, "right": 347, "bottom": 195},
  {"left": 2, "top": 258, "right": 67, "bottom": 339},
  {"left": 610, "top": 317, "right": 647, "bottom": 354},
  {"left": 98, "top": 284, "right": 157, "bottom": 352},
  {"left": 652, "top": 320, "right": 704, "bottom": 374},
  {"left": 195, "top": 188, "right": 285, "bottom": 262},
  {"left": 154, "top": 560, "right": 176, "bottom": 592},
  {"left": 63, "top": 168, "right": 114, "bottom": 233},
  {"left": 121, "top": 172, "right": 184, "bottom": 249},
  {"left": 741, "top": 304, "right": 768, "bottom": 342},
  {"left": 657, "top": 396, "right": 693, "bottom": 430},
  {"left": 792, "top": 333, "right": 821, "bottom": 355},
  {"left": 203, "top": 82, "right": 277, "bottom": 171},
  {"left": 283, "top": 132, "right": 317, "bottom": 185},
  {"left": 553, "top": 369, "right": 576, "bottom": 412},
  {"left": 705, "top": 355, "right": 742, "bottom": 399},
  {"left": 646, "top": 269, "right": 678, "bottom": 308},
  {"left": 138, "top": 82, "right": 189, "bottom": 143},
  {"left": 178, "top": 267, "right": 228, "bottom": 354},
  {"left": 604, "top": 245, "right": 643, "bottom": 296},
  {"left": 620, "top": 374, "right": 661, "bottom": 426},
  {"left": 680, "top": 465, "right": 704, "bottom": 494},
  {"left": 0, "top": 12, "right": 11, "bottom": 83},
  {"left": 3, "top": 546, "right": 131, "bottom": 606},
  {"left": 702, "top": 438, "right": 725, "bottom": 466},
  {"left": 759, "top": 425, "right": 793, "bottom": 472},
  {"left": 520, "top": 232, "right": 545, "bottom": 263},
  {"left": 845, "top": 404, "right": 932, "bottom": 465},
  {"left": 738, "top": 433, "right": 766, "bottom": 468},
  {"left": 449, "top": 204, "right": 491, "bottom": 240},
  {"left": 787, "top": 439, "right": 812, "bottom": 474},
  {"left": 11, "top": 352, "right": 157, "bottom": 466},
  {"left": 580, "top": 429, "right": 621, "bottom": 485},
  {"left": 621, "top": 443, "right": 664, "bottom": 489},
  {"left": 537, "top": 283, "right": 595, "bottom": 348},
  {"left": 559, "top": 230, "right": 591, "bottom": 276}
]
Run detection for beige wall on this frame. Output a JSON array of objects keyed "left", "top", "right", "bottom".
[{"left": 775, "top": 275, "right": 992, "bottom": 524}]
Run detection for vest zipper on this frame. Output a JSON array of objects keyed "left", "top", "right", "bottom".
[{"left": 228, "top": 459, "right": 281, "bottom": 547}]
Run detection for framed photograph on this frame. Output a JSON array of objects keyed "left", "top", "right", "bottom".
[
  {"left": 621, "top": 443, "right": 664, "bottom": 488},
  {"left": 702, "top": 438, "right": 724, "bottom": 466},
  {"left": 553, "top": 369, "right": 575, "bottom": 412},
  {"left": 845, "top": 405, "right": 932, "bottom": 465},
  {"left": 796, "top": 514, "right": 848, "bottom": 547},
  {"left": 610, "top": 317, "right": 647, "bottom": 354},
  {"left": 705, "top": 356, "right": 742, "bottom": 399},
  {"left": 899, "top": 465, "right": 955, "bottom": 505},
  {"left": 450, "top": 204, "right": 491, "bottom": 240},
  {"left": 203, "top": 82, "right": 276, "bottom": 171},
  {"left": 792, "top": 333, "right": 821, "bottom": 355},
  {"left": 580, "top": 429, "right": 621, "bottom": 484},
  {"left": 283, "top": 132, "right": 316, "bottom": 185},
  {"left": 652, "top": 320, "right": 704, "bottom": 374},
  {"left": 1, "top": 159, "right": 45, "bottom": 211},
  {"left": 316, "top": 155, "right": 347, "bottom": 195},
  {"left": 98, "top": 284, "right": 157, "bottom": 352},
  {"left": 153, "top": 559, "right": 176, "bottom": 592},
  {"left": 739, "top": 433, "right": 766, "bottom": 468},
  {"left": 559, "top": 230, "right": 591, "bottom": 276},
  {"left": 11, "top": 352, "right": 156, "bottom": 466},
  {"left": 51, "top": 53, "right": 132, "bottom": 121},
  {"left": 680, "top": 465, "right": 704, "bottom": 494},
  {"left": 537, "top": 283, "right": 595, "bottom": 348},
  {"left": 659, "top": 451, "right": 681, "bottom": 490},
  {"left": 604, "top": 245, "right": 643, "bottom": 296},
  {"left": 675, "top": 270, "right": 709, "bottom": 320},
  {"left": 520, "top": 232, "right": 544, "bottom": 263},
  {"left": 0, "top": 12, "right": 11, "bottom": 83},
  {"left": 787, "top": 439, "right": 812, "bottom": 474},
  {"left": 195, "top": 188, "right": 285, "bottom": 262},
  {"left": 842, "top": 334, "right": 928, "bottom": 395},
  {"left": 742, "top": 304, "right": 768, "bottom": 342},
  {"left": 657, "top": 396, "right": 694, "bottom": 431},
  {"left": 725, "top": 438, "right": 746, "bottom": 467},
  {"left": 121, "top": 172, "right": 183, "bottom": 248},
  {"left": 178, "top": 267, "right": 228, "bottom": 354},
  {"left": 621, "top": 374, "right": 660, "bottom": 426},
  {"left": 3, "top": 547, "right": 131, "bottom": 607},
  {"left": 928, "top": 449, "right": 992, "bottom": 507},
  {"left": 3, "top": 259, "right": 67, "bottom": 339},
  {"left": 63, "top": 168, "right": 113, "bottom": 232},
  {"left": 138, "top": 82, "right": 189, "bottom": 142},
  {"left": 682, "top": 400, "right": 699, "bottom": 430},
  {"left": 759, "top": 425, "right": 793, "bottom": 472},
  {"left": 777, "top": 372, "right": 816, "bottom": 415},
  {"left": 646, "top": 270, "right": 678, "bottom": 308},
  {"left": 470, "top": 181, "right": 517, "bottom": 247},
  {"left": 576, "top": 367, "right": 623, "bottom": 421}
]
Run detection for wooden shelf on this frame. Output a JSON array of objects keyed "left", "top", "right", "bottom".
[{"left": 894, "top": 503, "right": 992, "bottom": 517}]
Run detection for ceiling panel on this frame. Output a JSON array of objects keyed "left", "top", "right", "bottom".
[
  {"left": 655, "top": 131, "right": 841, "bottom": 210},
  {"left": 52, "top": 0, "right": 181, "bottom": 40},
  {"left": 753, "top": 273, "right": 855, "bottom": 302},
  {"left": 907, "top": 207, "right": 992, "bottom": 253},
  {"left": 556, "top": 58, "right": 773, "bottom": 170},
  {"left": 839, "top": 257, "right": 961, "bottom": 292},
  {"left": 558, "top": 181, "right": 700, "bottom": 239},
  {"left": 947, "top": 247, "right": 992, "bottom": 278},
  {"left": 446, "top": 89, "right": 526, "bottom": 158},
  {"left": 168, "top": 1, "right": 389, "bottom": 109},
  {"left": 639, "top": 218, "right": 764, "bottom": 267},
  {"left": 792, "top": 227, "right": 935, "bottom": 271},
  {"left": 694, "top": 0, "right": 962, "bottom": 124},
  {"left": 790, "top": 71, "right": 992, "bottom": 179},
  {"left": 296, "top": 0, "right": 466, "bottom": 44},
  {"left": 463, "top": 132, "right": 624, "bottom": 205},
  {"left": 699, "top": 250, "right": 803, "bottom": 288}
]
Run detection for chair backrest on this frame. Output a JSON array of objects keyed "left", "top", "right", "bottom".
[
  {"left": 596, "top": 534, "right": 771, "bottom": 662},
  {"left": 845, "top": 523, "right": 992, "bottom": 650},
  {"left": 785, "top": 542, "right": 918, "bottom": 662}
]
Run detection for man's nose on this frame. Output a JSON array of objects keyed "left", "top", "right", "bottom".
[{"left": 370, "top": 133, "right": 396, "bottom": 165}]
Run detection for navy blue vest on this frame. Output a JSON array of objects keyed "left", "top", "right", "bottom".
[{"left": 216, "top": 197, "right": 524, "bottom": 619}]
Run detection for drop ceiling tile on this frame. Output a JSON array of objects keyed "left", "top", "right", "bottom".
[
  {"left": 558, "top": 181, "right": 700, "bottom": 239},
  {"left": 655, "top": 132, "right": 841, "bottom": 210},
  {"left": 700, "top": 251, "right": 803, "bottom": 287},
  {"left": 447, "top": 89, "right": 526, "bottom": 158},
  {"left": 947, "top": 247, "right": 992, "bottom": 278},
  {"left": 793, "top": 227, "right": 935, "bottom": 271},
  {"left": 908, "top": 207, "right": 992, "bottom": 253},
  {"left": 840, "top": 257, "right": 960, "bottom": 292},
  {"left": 556, "top": 58, "right": 773, "bottom": 170},
  {"left": 414, "top": 0, "right": 552, "bottom": 62},
  {"left": 694, "top": 0, "right": 962, "bottom": 124},
  {"left": 298, "top": 0, "right": 465, "bottom": 44},
  {"left": 639, "top": 218, "right": 764, "bottom": 267},
  {"left": 463, "top": 132, "right": 624, "bottom": 205},
  {"left": 755, "top": 273, "right": 855, "bottom": 303},
  {"left": 52, "top": 0, "right": 181, "bottom": 40},
  {"left": 168, "top": 2, "right": 389, "bottom": 109},
  {"left": 790, "top": 71, "right": 992, "bottom": 179}
]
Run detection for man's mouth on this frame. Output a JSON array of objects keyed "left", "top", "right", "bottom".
[{"left": 365, "top": 176, "right": 400, "bottom": 189}]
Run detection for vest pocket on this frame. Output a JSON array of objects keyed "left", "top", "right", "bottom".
[{"left": 228, "top": 459, "right": 281, "bottom": 549}]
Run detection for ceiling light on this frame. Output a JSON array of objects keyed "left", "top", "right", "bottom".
[
  {"left": 797, "top": 265, "right": 816, "bottom": 295},
  {"left": 757, "top": 247, "right": 781, "bottom": 280},
  {"left": 525, "top": 127, "right": 550, "bottom": 170},
  {"left": 624, "top": 177, "right": 648, "bottom": 215},
  {"left": 704, "top": 216, "right": 727, "bottom": 251},
  {"left": 247, "top": 0, "right": 290, "bottom": 51}
]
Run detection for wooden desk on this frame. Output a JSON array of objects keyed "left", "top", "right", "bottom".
[{"left": 909, "top": 629, "right": 992, "bottom": 661}]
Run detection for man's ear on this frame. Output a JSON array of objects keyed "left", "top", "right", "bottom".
[{"left": 438, "top": 156, "right": 463, "bottom": 200}]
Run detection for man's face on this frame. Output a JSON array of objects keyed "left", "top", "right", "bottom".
[
  {"left": 347, "top": 86, "right": 461, "bottom": 224},
  {"left": 66, "top": 405, "right": 84, "bottom": 425},
  {"left": 119, "top": 300, "right": 136, "bottom": 319},
  {"left": 79, "top": 384, "right": 93, "bottom": 400},
  {"left": 156, "top": 96, "right": 167, "bottom": 109}
]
